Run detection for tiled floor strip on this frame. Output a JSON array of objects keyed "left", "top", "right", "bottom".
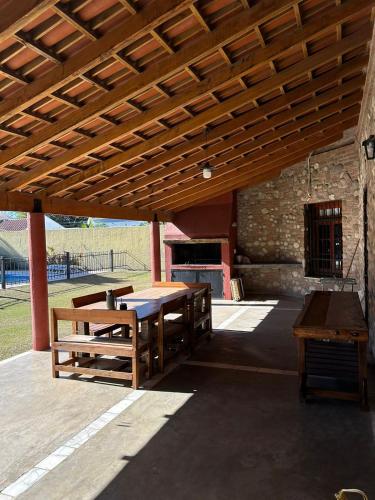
[
  {"left": 0, "top": 390, "right": 145, "bottom": 498},
  {"left": 0, "top": 353, "right": 184, "bottom": 499}
]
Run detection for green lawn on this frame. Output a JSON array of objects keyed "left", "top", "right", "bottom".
[{"left": 0, "top": 270, "right": 152, "bottom": 361}]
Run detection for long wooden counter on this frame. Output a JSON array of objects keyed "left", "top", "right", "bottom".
[{"left": 293, "top": 291, "right": 368, "bottom": 409}]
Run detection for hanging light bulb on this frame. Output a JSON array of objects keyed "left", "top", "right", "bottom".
[
  {"left": 202, "top": 161, "right": 212, "bottom": 179},
  {"left": 200, "top": 126, "right": 213, "bottom": 179}
]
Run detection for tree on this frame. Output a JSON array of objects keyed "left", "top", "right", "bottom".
[{"left": 47, "top": 215, "right": 89, "bottom": 228}]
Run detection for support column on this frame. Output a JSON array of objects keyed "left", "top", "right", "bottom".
[
  {"left": 150, "top": 221, "right": 161, "bottom": 282},
  {"left": 28, "top": 213, "right": 50, "bottom": 351}
]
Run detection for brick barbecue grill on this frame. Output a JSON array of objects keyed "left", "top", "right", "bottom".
[{"left": 164, "top": 193, "right": 236, "bottom": 299}]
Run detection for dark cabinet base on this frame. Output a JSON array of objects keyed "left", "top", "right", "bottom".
[{"left": 171, "top": 269, "right": 223, "bottom": 298}]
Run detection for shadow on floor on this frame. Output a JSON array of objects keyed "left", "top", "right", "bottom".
[
  {"left": 95, "top": 363, "right": 375, "bottom": 500},
  {"left": 93, "top": 299, "right": 374, "bottom": 500}
]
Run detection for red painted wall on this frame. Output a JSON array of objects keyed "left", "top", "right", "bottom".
[
  {"left": 165, "top": 193, "right": 234, "bottom": 240},
  {"left": 165, "top": 193, "right": 236, "bottom": 299}
]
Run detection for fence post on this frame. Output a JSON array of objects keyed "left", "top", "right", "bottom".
[
  {"left": 109, "top": 249, "right": 114, "bottom": 272},
  {"left": 1, "top": 257, "right": 5, "bottom": 289},
  {"left": 65, "top": 251, "right": 71, "bottom": 280}
]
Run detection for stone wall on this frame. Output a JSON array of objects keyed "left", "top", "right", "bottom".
[
  {"left": 0, "top": 224, "right": 165, "bottom": 269},
  {"left": 357, "top": 24, "right": 375, "bottom": 356},
  {"left": 237, "top": 137, "right": 361, "bottom": 296}
]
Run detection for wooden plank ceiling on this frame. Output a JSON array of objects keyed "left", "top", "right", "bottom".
[{"left": 0, "top": 0, "right": 373, "bottom": 220}]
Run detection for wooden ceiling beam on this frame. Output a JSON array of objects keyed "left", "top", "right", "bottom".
[
  {"left": 0, "top": 0, "right": 59, "bottom": 43},
  {"left": 25, "top": 28, "right": 372, "bottom": 197},
  {"left": 74, "top": 56, "right": 366, "bottom": 201},
  {"left": 173, "top": 169, "right": 286, "bottom": 212},
  {"left": 124, "top": 95, "right": 362, "bottom": 208},
  {"left": 147, "top": 114, "right": 357, "bottom": 210},
  {"left": 0, "top": 0, "right": 331, "bottom": 167},
  {"left": 52, "top": 3, "right": 99, "bottom": 41},
  {"left": 0, "top": 190, "right": 173, "bottom": 222},
  {"left": 103, "top": 75, "right": 365, "bottom": 204},
  {"left": 161, "top": 128, "right": 349, "bottom": 211},
  {"left": 118, "top": 0, "right": 138, "bottom": 15},
  {"left": 0, "top": 0, "right": 193, "bottom": 124}
]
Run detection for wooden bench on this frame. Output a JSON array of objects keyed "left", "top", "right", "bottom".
[
  {"left": 191, "top": 285, "right": 212, "bottom": 346},
  {"left": 157, "top": 295, "right": 190, "bottom": 372},
  {"left": 51, "top": 308, "right": 151, "bottom": 389},
  {"left": 153, "top": 281, "right": 212, "bottom": 346},
  {"left": 71, "top": 285, "right": 134, "bottom": 337}
]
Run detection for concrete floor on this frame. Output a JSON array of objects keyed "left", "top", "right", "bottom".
[{"left": 1, "top": 296, "right": 375, "bottom": 499}]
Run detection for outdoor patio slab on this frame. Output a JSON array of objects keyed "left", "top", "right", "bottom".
[
  {"left": 19, "top": 363, "right": 375, "bottom": 500},
  {"left": 201, "top": 296, "right": 302, "bottom": 371},
  {"left": 0, "top": 351, "right": 131, "bottom": 492},
  {"left": 1, "top": 298, "right": 374, "bottom": 499}
]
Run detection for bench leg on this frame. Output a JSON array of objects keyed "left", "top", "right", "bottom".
[
  {"left": 52, "top": 349, "right": 59, "bottom": 378},
  {"left": 132, "top": 355, "right": 140, "bottom": 389},
  {"left": 158, "top": 331, "right": 164, "bottom": 373},
  {"left": 147, "top": 344, "right": 152, "bottom": 379}
]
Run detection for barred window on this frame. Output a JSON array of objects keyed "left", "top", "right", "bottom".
[{"left": 304, "top": 201, "right": 343, "bottom": 278}]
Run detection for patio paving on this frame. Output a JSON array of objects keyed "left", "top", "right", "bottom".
[{"left": 1, "top": 297, "right": 374, "bottom": 499}]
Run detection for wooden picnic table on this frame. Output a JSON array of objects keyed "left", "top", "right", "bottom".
[
  {"left": 51, "top": 284, "right": 210, "bottom": 386},
  {"left": 78, "top": 285, "right": 197, "bottom": 322}
]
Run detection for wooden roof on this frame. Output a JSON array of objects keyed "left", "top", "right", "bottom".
[{"left": 0, "top": 0, "right": 373, "bottom": 221}]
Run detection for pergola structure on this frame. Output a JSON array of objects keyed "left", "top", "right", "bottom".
[{"left": 0, "top": 0, "right": 374, "bottom": 349}]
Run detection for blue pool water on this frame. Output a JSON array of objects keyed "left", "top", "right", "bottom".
[
  {"left": 5, "top": 266, "right": 68, "bottom": 286},
  {"left": 5, "top": 272, "right": 30, "bottom": 285},
  {"left": 4, "top": 266, "right": 93, "bottom": 287}
]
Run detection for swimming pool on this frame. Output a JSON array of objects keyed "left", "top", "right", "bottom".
[
  {"left": 4, "top": 266, "right": 68, "bottom": 286},
  {"left": 4, "top": 266, "right": 99, "bottom": 287}
]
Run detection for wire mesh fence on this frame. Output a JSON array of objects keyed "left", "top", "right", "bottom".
[{"left": 0, "top": 250, "right": 150, "bottom": 289}]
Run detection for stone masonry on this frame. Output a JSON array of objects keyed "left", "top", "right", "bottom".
[
  {"left": 237, "top": 137, "right": 361, "bottom": 297},
  {"left": 357, "top": 24, "right": 375, "bottom": 356}
]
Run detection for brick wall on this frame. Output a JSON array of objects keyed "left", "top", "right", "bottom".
[{"left": 237, "top": 136, "right": 361, "bottom": 296}]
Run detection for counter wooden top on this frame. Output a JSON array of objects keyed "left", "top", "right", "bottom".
[{"left": 293, "top": 291, "right": 368, "bottom": 341}]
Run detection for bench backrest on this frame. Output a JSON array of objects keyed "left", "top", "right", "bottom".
[
  {"left": 71, "top": 290, "right": 106, "bottom": 308},
  {"left": 193, "top": 287, "right": 210, "bottom": 314},
  {"left": 113, "top": 285, "right": 134, "bottom": 297},
  {"left": 71, "top": 285, "right": 134, "bottom": 308},
  {"left": 51, "top": 308, "right": 139, "bottom": 348},
  {"left": 159, "top": 295, "right": 188, "bottom": 319}
]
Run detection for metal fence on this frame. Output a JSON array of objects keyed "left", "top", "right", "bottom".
[{"left": 0, "top": 250, "right": 149, "bottom": 289}]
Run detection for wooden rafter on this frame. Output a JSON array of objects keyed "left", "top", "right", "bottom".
[
  {"left": 0, "top": 0, "right": 59, "bottom": 42},
  {"left": 121, "top": 93, "right": 362, "bottom": 208},
  {"left": 0, "top": 0, "right": 194, "bottom": 123},
  {"left": 72, "top": 56, "right": 366, "bottom": 202},
  {"left": 0, "top": 0, "right": 326, "bottom": 168},
  {"left": 144, "top": 113, "right": 359, "bottom": 210},
  {"left": 164, "top": 128, "right": 349, "bottom": 211},
  {"left": 8, "top": 25, "right": 368, "bottom": 195},
  {"left": 0, "top": 0, "right": 373, "bottom": 221}
]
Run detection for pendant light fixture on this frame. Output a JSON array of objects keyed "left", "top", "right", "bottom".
[
  {"left": 202, "top": 162, "right": 213, "bottom": 179},
  {"left": 200, "top": 125, "right": 213, "bottom": 179}
]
